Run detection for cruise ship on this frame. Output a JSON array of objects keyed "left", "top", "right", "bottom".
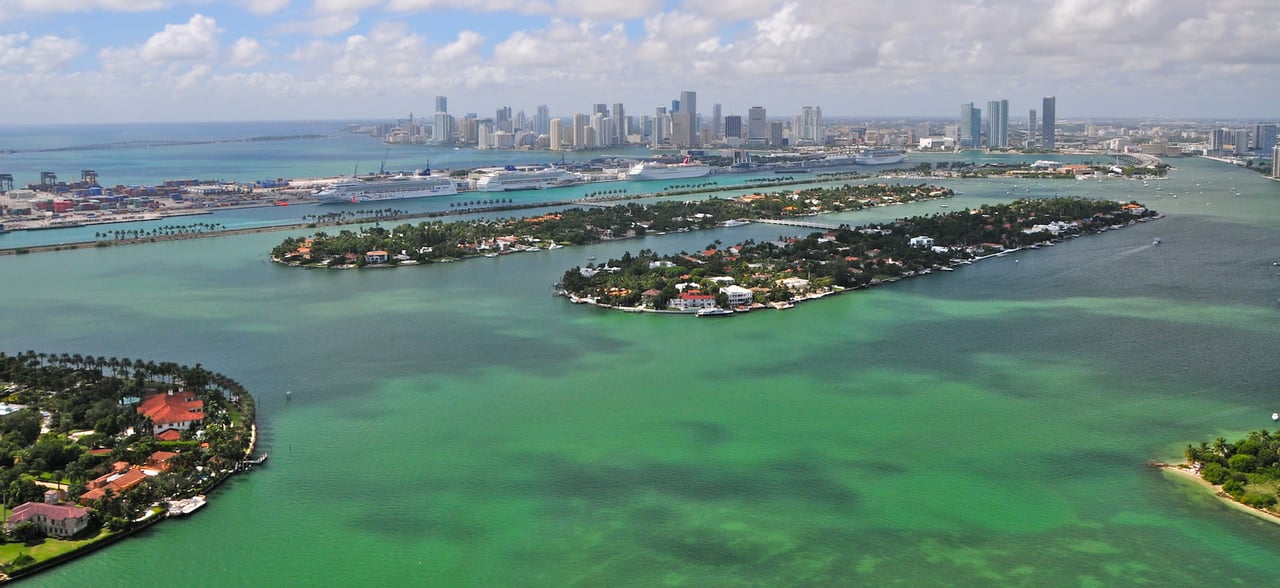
[
  {"left": 314, "top": 172, "right": 457, "bottom": 204},
  {"left": 854, "top": 149, "right": 907, "bottom": 166},
  {"left": 627, "top": 156, "right": 712, "bottom": 180},
  {"left": 474, "top": 166, "right": 581, "bottom": 191}
]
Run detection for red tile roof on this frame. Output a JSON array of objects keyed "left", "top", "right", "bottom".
[
  {"left": 138, "top": 391, "right": 204, "bottom": 426},
  {"left": 7, "top": 502, "right": 91, "bottom": 524},
  {"left": 156, "top": 429, "right": 182, "bottom": 442}
]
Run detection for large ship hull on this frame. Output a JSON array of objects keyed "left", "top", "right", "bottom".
[
  {"left": 854, "top": 150, "right": 907, "bottom": 165},
  {"left": 627, "top": 163, "right": 712, "bottom": 180},
  {"left": 474, "top": 169, "right": 581, "bottom": 191},
  {"left": 314, "top": 176, "right": 458, "bottom": 204}
]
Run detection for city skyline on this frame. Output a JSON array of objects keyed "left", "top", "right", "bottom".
[{"left": 0, "top": 1, "right": 1276, "bottom": 124}]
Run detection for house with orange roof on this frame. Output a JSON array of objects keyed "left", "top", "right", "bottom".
[
  {"left": 79, "top": 467, "right": 148, "bottom": 505},
  {"left": 138, "top": 391, "right": 204, "bottom": 437},
  {"left": 145, "top": 451, "right": 179, "bottom": 473}
]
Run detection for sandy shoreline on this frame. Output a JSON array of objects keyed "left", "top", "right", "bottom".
[{"left": 1156, "top": 463, "right": 1280, "bottom": 526}]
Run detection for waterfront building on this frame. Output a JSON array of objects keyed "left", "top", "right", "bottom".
[
  {"left": 724, "top": 115, "right": 742, "bottom": 139},
  {"left": 1028, "top": 109, "right": 1038, "bottom": 148},
  {"left": 434, "top": 95, "right": 447, "bottom": 115},
  {"left": 673, "top": 113, "right": 693, "bottom": 148},
  {"left": 711, "top": 103, "right": 722, "bottom": 140},
  {"left": 1272, "top": 145, "right": 1280, "bottom": 177},
  {"left": 477, "top": 123, "right": 493, "bottom": 149},
  {"left": 960, "top": 103, "right": 982, "bottom": 148},
  {"left": 1042, "top": 96, "right": 1056, "bottom": 149},
  {"left": 748, "top": 106, "right": 767, "bottom": 144},
  {"left": 986, "top": 99, "right": 1009, "bottom": 148},
  {"left": 432, "top": 112, "right": 454, "bottom": 144},
  {"left": 5, "top": 502, "right": 92, "bottom": 539}
]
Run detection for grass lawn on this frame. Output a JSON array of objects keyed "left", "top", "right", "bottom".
[{"left": 0, "top": 529, "right": 112, "bottom": 570}]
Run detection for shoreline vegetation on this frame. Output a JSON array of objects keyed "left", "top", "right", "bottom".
[
  {"left": 268, "top": 182, "right": 958, "bottom": 269},
  {"left": 1154, "top": 430, "right": 1280, "bottom": 526},
  {"left": 0, "top": 352, "right": 263, "bottom": 581},
  {"left": 558, "top": 197, "right": 1160, "bottom": 315}
]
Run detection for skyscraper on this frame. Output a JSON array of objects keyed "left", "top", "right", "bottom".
[
  {"left": 434, "top": 95, "right": 447, "bottom": 115},
  {"left": 797, "top": 106, "right": 823, "bottom": 144},
  {"left": 1028, "top": 109, "right": 1038, "bottom": 148},
  {"left": 724, "top": 115, "right": 742, "bottom": 139},
  {"left": 747, "top": 107, "right": 767, "bottom": 143},
  {"left": 711, "top": 103, "right": 722, "bottom": 140},
  {"left": 534, "top": 105, "right": 550, "bottom": 136},
  {"left": 1042, "top": 96, "right": 1056, "bottom": 149},
  {"left": 986, "top": 99, "right": 1008, "bottom": 148},
  {"left": 1272, "top": 145, "right": 1280, "bottom": 177},
  {"left": 573, "top": 113, "right": 589, "bottom": 149},
  {"left": 611, "top": 103, "right": 626, "bottom": 145},
  {"left": 1252, "top": 123, "right": 1277, "bottom": 153},
  {"left": 959, "top": 103, "right": 981, "bottom": 148},
  {"left": 678, "top": 91, "right": 698, "bottom": 147},
  {"left": 549, "top": 117, "right": 563, "bottom": 151}
]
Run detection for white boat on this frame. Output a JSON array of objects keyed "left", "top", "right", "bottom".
[
  {"left": 474, "top": 166, "right": 581, "bottom": 191},
  {"left": 314, "top": 172, "right": 457, "bottom": 204},
  {"left": 168, "top": 495, "right": 207, "bottom": 517},
  {"left": 628, "top": 156, "right": 712, "bottom": 180},
  {"left": 695, "top": 307, "right": 734, "bottom": 317},
  {"left": 1272, "top": 412, "right": 1278, "bottom": 422},
  {"left": 854, "top": 149, "right": 907, "bottom": 165}
]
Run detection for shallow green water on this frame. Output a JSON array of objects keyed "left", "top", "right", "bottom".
[{"left": 4, "top": 157, "right": 1280, "bottom": 586}]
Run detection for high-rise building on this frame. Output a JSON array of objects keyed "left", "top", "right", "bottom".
[
  {"left": 534, "top": 105, "right": 550, "bottom": 136},
  {"left": 611, "top": 103, "right": 626, "bottom": 145},
  {"left": 1042, "top": 96, "right": 1056, "bottom": 149},
  {"left": 590, "top": 113, "right": 609, "bottom": 149},
  {"left": 592, "top": 103, "right": 608, "bottom": 116},
  {"left": 434, "top": 95, "right": 447, "bottom": 115},
  {"left": 549, "top": 117, "right": 563, "bottom": 151},
  {"left": 495, "top": 106, "right": 513, "bottom": 133},
  {"left": 678, "top": 91, "right": 698, "bottom": 147},
  {"left": 672, "top": 113, "right": 692, "bottom": 148},
  {"left": 768, "top": 121, "right": 785, "bottom": 146},
  {"left": 573, "top": 113, "right": 589, "bottom": 149},
  {"left": 711, "top": 103, "right": 722, "bottom": 140},
  {"left": 959, "top": 103, "right": 981, "bottom": 148},
  {"left": 986, "top": 99, "right": 1008, "bottom": 148},
  {"left": 796, "top": 106, "right": 823, "bottom": 144},
  {"left": 1252, "top": 123, "right": 1277, "bottom": 153},
  {"left": 747, "top": 107, "right": 767, "bottom": 143},
  {"left": 1028, "top": 109, "right": 1038, "bottom": 148},
  {"left": 724, "top": 115, "right": 742, "bottom": 139},
  {"left": 1272, "top": 145, "right": 1280, "bottom": 177}
]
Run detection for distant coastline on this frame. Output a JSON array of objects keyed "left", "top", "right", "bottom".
[{"left": 1156, "top": 462, "right": 1280, "bottom": 526}]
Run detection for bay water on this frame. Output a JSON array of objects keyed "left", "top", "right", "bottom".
[{"left": 2, "top": 126, "right": 1279, "bottom": 585}]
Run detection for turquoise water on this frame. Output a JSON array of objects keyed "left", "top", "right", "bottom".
[{"left": 3, "top": 145, "right": 1280, "bottom": 584}]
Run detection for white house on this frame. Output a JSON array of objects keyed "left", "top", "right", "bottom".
[
  {"left": 721, "top": 285, "right": 754, "bottom": 308},
  {"left": 909, "top": 236, "right": 935, "bottom": 248}
]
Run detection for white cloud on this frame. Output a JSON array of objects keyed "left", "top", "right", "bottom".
[
  {"left": 234, "top": 0, "right": 290, "bottom": 15},
  {"left": 312, "top": 0, "right": 382, "bottom": 14},
  {"left": 272, "top": 14, "right": 361, "bottom": 36},
  {"left": 386, "top": 0, "right": 659, "bottom": 20},
  {"left": 0, "top": 33, "right": 86, "bottom": 72},
  {"left": 432, "top": 30, "right": 484, "bottom": 63},
  {"left": 228, "top": 37, "right": 266, "bottom": 68},
  {"left": 0, "top": 0, "right": 172, "bottom": 15},
  {"left": 140, "top": 13, "right": 222, "bottom": 62}
]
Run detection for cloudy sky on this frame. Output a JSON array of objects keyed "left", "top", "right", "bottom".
[{"left": 0, "top": 0, "right": 1274, "bottom": 123}]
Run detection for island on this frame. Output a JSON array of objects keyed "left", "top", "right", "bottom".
[
  {"left": 557, "top": 197, "right": 1160, "bottom": 314},
  {"left": 269, "top": 182, "right": 955, "bottom": 268},
  {"left": 0, "top": 351, "right": 262, "bottom": 581},
  {"left": 1158, "top": 430, "right": 1280, "bottom": 522}
]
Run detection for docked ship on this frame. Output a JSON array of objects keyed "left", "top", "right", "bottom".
[
  {"left": 854, "top": 149, "right": 907, "bottom": 166},
  {"left": 474, "top": 166, "right": 581, "bottom": 191},
  {"left": 314, "top": 172, "right": 457, "bottom": 204},
  {"left": 627, "top": 156, "right": 712, "bottom": 180}
]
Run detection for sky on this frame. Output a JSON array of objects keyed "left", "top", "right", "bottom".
[{"left": 0, "top": 0, "right": 1275, "bottom": 124}]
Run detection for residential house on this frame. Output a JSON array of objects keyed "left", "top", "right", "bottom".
[
  {"left": 5, "top": 502, "right": 92, "bottom": 538},
  {"left": 138, "top": 391, "right": 204, "bottom": 437},
  {"left": 668, "top": 293, "right": 717, "bottom": 311}
]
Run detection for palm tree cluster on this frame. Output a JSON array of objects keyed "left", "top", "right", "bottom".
[
  {"left": 0, "top": 350, "right": 258, "bottom": 529},
  {"left": 1184, "top": 430, "right": 1280, "bottom": 509},
  {"left": 303, "top": 208, "right": 407, "bottom": 224},
  {"left": 662, "top": 181, "right": 720, "bottom": 191},
  {"left": 449, "top": 199, "right": 513, "bottom": 208},
  {"left": 93, "top": 222, "right": 226, "bottom": 240}
]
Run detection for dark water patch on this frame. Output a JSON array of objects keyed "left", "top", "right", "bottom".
[
  {"left": 672, "top": 420, "right": 730, "bottom": 447},
  {"left": 522, "top": 454, "right": 861, "bottom": 510},
  {"left": 352, "top": 504, "right": 479, "bottom": 542}
]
